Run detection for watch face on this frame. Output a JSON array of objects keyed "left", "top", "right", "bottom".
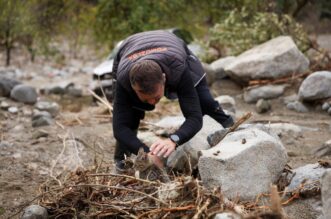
[{"left": 170, "top": 134, "right": 180, "bottom": 142}]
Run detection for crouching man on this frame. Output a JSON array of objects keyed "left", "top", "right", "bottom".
[{"left": 112, "top": 30, "right": 234, "bottom": 172}]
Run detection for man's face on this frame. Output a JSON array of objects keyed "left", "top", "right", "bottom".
[{"left": 132, "top": 82, "right": 164, "bottom": 105}]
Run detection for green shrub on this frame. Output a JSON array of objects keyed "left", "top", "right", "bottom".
[{"left": 208, "top": 8, "right": 310, "bottom": 57}]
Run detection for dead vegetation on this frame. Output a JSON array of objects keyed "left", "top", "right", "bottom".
[{"left": 32, "top": 164, "right": 287, "bottom": 219}]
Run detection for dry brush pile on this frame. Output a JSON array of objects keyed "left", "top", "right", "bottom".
[{"left": 32, "top": 163, "right": 290, "bottom": 219}]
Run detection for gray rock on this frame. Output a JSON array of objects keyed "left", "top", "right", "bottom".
[
  {"left": 155, "top": 116, "right": 185, "bottom": 129},
  {"left": 313, "top": 140, "right": 331, "bottom": 157},
  {"left": 256, "top": 99, "right": 271, "bottom": 113},
  {"left": 244, "top": 85, "right": 286, "bottom": 103},
  {"left": 215, "top": 95, "right": 236, "bottom": 113},
  {"left": 287, "top": 163, "right": 327, "bottom": 196},
  {"left": 284, "top": 198, "right": 323, "bottom": 219},
  {"left": 32, "top": 116, "right": 53, "bottom": 127},
  {"left": 42, "top": 82, "right": 75, "bottom": 95},
  {"left": 8, "top": 106, "right": 18, "bottom": 114},
  {"left": 32, "top": 130, "right": 49, "bottom": 139},
  {"left": 214, "top": 212, "right": 241, "bottom": 219},
  {"left": 0, "top": 101, "right": 10, "bottom": 110},
  {"left": 0, "top": 141, "right": 13, "bottom": 148},
  {"left": 207, "top": 128, "right": 228, "bottom": 147},
  {"left": 67, "top": 87, "right": 82, "bottom": 97},
  {"left": 167, "top": 115, "right": 223, "bottom": 172},
  {"left": 298, "top": 71, "right": 331, "bottom": 101},
  {"left": 283, "top": 94, "right": 299, "bottom": 105},
  {"left": 0, "top": 76, "right": 21, "bottom": 97},
  {"left": 287, "top": 101, "right": 309, "bottom": 113},
  {"left": 22, "top": 204, "right": 48, "bottom": 219},
  {"left": 35, "top": 101, "right": 60, "bottom": 117},
  {"left": 321, "top": 170, "right": 331, "bottom": 219},
  {"left": 32, "top": 111, "right": 52, "bottom": 120},
  {"left": 322, "top": 102, "right": 330, "bottom": 111},
  {"left": 224, "top": 36, "right": 309, "bottom": 84},
  {"left": 328, "top": 107, "right": 331, "bottom": 115},
  {"left": 268, "top": 123, "right": 305, "bottom": 139},
  {"left": 10, "top": 84, "right": 38, "bottom": 104},
  {"left": 210, "top": 56, "right": 236, "bottom": 80},
  {"left": 202, "top": 62, "right": 216, "bottom": 85},
  {"left": 199, "top": 127, "right": 288, "bottom": 200}
]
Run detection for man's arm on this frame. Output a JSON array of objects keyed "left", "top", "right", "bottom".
[
  {"left": 173, "top": 69, "right": 203, "bottom": 144},
  {"left": 112, "top": 83, "right": 149, "bottom": 154},
  {"left": 150, "top": 70, "right": 203, "bottom": 158}
]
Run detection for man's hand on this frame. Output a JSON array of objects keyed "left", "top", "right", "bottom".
[{"left": 150, "top": 138, "right": 176, "bottom": 158}]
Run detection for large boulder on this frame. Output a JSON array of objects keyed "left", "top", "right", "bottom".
[
  {"left": 298, "top": 71, "right": 331, "bottom": 101},
  {"left": 0, "top": 76, "right": 21, "bottom": 97},
  {"left": 167, "top": 115, "right": 223, "bottom": 171},
  {"left": 224, "top": 36, "right": 309, "bottom": 84},
  {"left": 198, "top": 127, "right": 288, "bottom": 200},
  {"left": 10, "top": 84, "right": 38, "bottom": 104},
  {"left": 321, "top": 170, "right": 331, "bottom": 219}
]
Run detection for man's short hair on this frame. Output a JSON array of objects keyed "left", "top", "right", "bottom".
[{"left": 129, "top": 60, "right": 163, "bottom": 94}]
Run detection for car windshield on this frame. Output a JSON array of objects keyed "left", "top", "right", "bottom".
[{"left": 107, "top": 41, "right": 123, "bottom": 60}]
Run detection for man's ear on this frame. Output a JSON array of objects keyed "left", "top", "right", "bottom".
[{"left": 162, "top": 73, "right": 166, "bottom": 83}]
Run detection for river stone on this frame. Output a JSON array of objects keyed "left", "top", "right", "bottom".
[
  {"left": 8, "top": 106, "right": 18, "bottom": 114},
  {"left": 287, "top": 163, "right": 327, "bottom": 194},
  {"left": 313, "top": 140, "right": 331, "bottom": 157},
  {"left": 0, "top": 76, "right": 21, "bottom": 97},
  {"left": 35, "top": 101, "right": 60, "bottom": 117},
  {"left": 321, "top": 170, "right": 331, "bottom": 219},
  {"left": 224, "top": 36, "right": 309, "bottom": 84},
  {"left": 199, "top": 127, "right": 287, "bottom": 200},
  {"left": 167, "top": 115, "right": 223, "bottom": 172},
  {"left": 287, "top": 101, "right": 309, "bottom": 113},
  {"left": 21, "top": 205, "right": 48, "bottom": 219},
  {"left": 0, "top": 101, "right": 10, "bottom": 110},
  {"left": 215, "top": 95, "right": 236, "bottom": 113},
  {"left": 10, "top": 84, "right": 38, "bottom": 104},
  {"left": 244, "top": 84, "right": 286, "bottom": 103},
  {"left": 256, "top": 99, "right": 271, "bottom": 113},
  {"left": 32, "top": 116, "right": 53, "bottom": 127},
  {"left": 214, "top": 212, "right": 241, "bottom": 219},
  {"left": 155, "top": 116, "right": 185, "bottom": 129},
  {"left": 322, "top": 102, "right": 330, "bottom": 111},
  {"left": 298, "top": 71, "right": 331, "bottom": 101}
]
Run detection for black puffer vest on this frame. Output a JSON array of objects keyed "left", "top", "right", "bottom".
[{"left": 113, "top": 30, "right": 205, "bottom": 99}]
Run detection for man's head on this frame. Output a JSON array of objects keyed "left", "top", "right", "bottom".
[{"left": 129, "top": 60, "right": 165, "bottom": 105}]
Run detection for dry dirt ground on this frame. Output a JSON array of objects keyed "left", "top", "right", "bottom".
[{"left": 1, "top": 41, "right": 331, "bottom": 219}]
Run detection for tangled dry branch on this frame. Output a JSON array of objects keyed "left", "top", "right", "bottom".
[{"left": 34, "top": 163, "right": 290, "bottom": 219}]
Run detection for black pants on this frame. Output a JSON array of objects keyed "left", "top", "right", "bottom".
[{"left": 114, "top": 77, "right": 233, "bottom": 161}]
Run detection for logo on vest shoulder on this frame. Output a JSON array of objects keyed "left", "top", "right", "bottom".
[{"left": 127, "top": 47, "right": 168, "bottom": 60}]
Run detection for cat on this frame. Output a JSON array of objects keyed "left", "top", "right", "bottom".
[{"left": 133, "top": 148, "right": 171, "bottom": 183}]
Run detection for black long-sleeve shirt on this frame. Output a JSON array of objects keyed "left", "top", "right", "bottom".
[{"left": 112, "top": 69, "right": 203, "bottom": 155}]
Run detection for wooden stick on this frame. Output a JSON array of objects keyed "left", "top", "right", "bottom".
[
  {"left": 212, "top": 112, "right": 252, "bottom": 146},
  {"left": 248, "top": 72, "right": 310, "bottom": 87},
  {"left": 88, "top": 89, "right": 113, "bottom": 114}
]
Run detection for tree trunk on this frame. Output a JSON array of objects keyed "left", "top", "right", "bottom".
[{"left": 5, "top": 28, "right": 11, "bottom": 66}]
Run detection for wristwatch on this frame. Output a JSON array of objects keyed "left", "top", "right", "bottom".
[{"left": 169, "top": 134, "right": 180, "bottom": 148}]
